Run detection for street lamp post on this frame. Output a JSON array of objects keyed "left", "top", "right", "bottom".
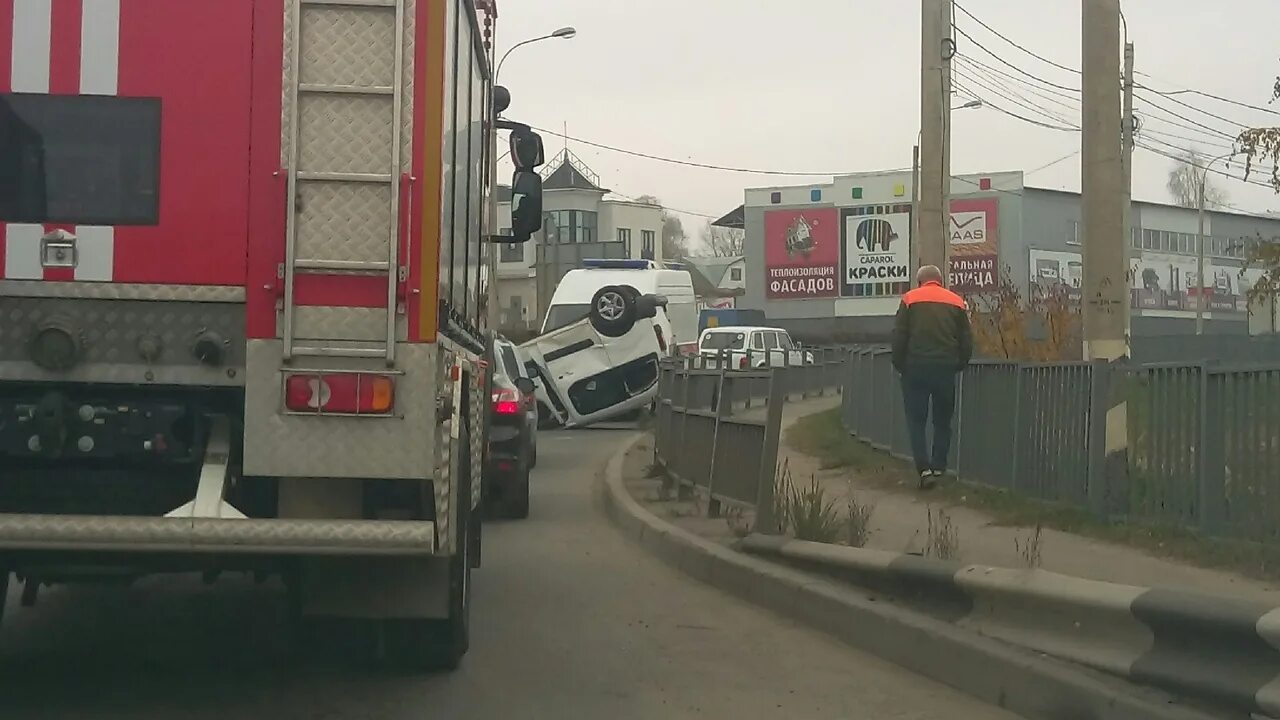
[
  {"left": 1195, "top": 151, "right": 1236, "bottom": 335},
  {"left": 487, "top": 26, "right": 576, "bottom": 331},
  {"left": 912, "top": 99, "right": 982, "bottom": 279}
]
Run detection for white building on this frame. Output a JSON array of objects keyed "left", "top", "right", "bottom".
[
  {"left": 495, "top": 150, "right": 664, "bottom": 333},
  {"left": 684, "top": 255, "right": 746, "bottom": 309}
]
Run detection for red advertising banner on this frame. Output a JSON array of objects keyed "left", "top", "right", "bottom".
[
  {"left": 948, "top": 197, "right": 1000, "bottom": 293},
  {"left": 764, "top": 208, "right": 840, "bottom": 299}
]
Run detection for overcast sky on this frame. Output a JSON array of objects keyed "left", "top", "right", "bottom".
[{"left": 494, "top": 1, "right": 1280, "bottom": 247}]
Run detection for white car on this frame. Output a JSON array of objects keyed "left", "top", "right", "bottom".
[
  {"left": 696, "top": 326, "right": 814, "bottom": 369},
  {"left": 522, "top": 284, "right": 669, "bottom": 428}
]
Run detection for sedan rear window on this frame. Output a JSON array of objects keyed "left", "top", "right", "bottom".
[{"left": 700, "top": 332, "right": 745, "bottom": 350}]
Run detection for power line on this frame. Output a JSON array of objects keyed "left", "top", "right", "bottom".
[
  {"left": 529, "top": 126, "right": 857, "bottom": 177},
  {"left": 1135, "top": 141, "right": 1274, "bottom": 190},
  {"left": 952, "top": 24, "right": 1081, "bottom": 94},
  {"left": 952, "top": 83, "right": 1080, "bottom": 131},
  {"left": 1134, "top": 90, "right": 1239, "bottom": 140},
  {"left": 959, "top": 54, "right": 1080, "bottom": 103},
  {"left": 1136, "top": 83, "right": 1260, "bottom": 131},
  {"left": 953, "top": 2, "right": 1080, "bottom": 75},
  {"left": 1136, "top": 77, "right": 1280, "bottom": 118},
  {"left": 1026, "top": 149, "right": 1081, "bottom": 175},
  {"left": 954, "top": 65, "right": 1078, "bottom": 127}
]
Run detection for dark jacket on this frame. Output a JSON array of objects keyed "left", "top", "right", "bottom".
[{"left": 892, "top": 281, "right": 973, "bottom": 371}]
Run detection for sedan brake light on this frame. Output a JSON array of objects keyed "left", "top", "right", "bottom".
[
  {"left": 492, "top": 387, "right": 522, "bottom": 415},
  {"left": 285, "top": 373, "right": 395, "bottom": 414}
]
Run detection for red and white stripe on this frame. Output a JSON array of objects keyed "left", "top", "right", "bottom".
[{"left": 3, "top": 0, "right": 119, "bottom": 282}]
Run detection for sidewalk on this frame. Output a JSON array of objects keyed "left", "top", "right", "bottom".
[{"left": 774, "top": 397, "right": 1280, "bottom": 606}]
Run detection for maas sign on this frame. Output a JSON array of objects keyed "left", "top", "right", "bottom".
[{"left": 950, "top": 211, "right": 987, "bottom": 244}]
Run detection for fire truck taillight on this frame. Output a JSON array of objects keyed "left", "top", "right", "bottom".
[{"left": 284, "top": 374, "right": 395, "bottom": 415}]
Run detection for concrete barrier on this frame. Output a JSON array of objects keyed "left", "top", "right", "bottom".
[
  {"left": 740, "top": 533, "right": 1280, "bottom": 718},
  {"left": 602, "top": 437, "right": 1218, "bottom": 720}
]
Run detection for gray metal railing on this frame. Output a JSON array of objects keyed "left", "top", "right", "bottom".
[
  {"left": 841, "top": 347, "right": 1280, "bottom": 545},
  {"left": 653, "top": 349, "right": 849, "bottom": 531}
]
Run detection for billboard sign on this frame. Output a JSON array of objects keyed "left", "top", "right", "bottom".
[
  {"left": 764, "top": 208, "right": 840, "bottom": 299},
  {"left": 841, "top": 205, "right": 912, "bottom": 297},
  {"left": 948, "top": 197, "right": 1000, "bottom": 292}
]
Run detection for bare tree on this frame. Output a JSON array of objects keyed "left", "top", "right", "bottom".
[
  {"left": 1167, "top": 149, "right": 1229, "bottom": 209},
  {"left": 698, "top": 223, "right": 745, "bottom": 257},
  {"left": 635, "top": 194, "right": 690, "bottom": 259},
  {"left": 1239, "top": 70, "right": 1280, "bottom": 305}
]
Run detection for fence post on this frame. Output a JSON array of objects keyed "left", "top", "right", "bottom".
[
  {"left": 675, "top": 370, "right": 693, "bottom": 501},
  {"left": 1085, "top": 359, "right": 1111, "bottom": 518},
  {"left": 705, "top": 369, "right": 729, "bottom": 519},
  {"left": 1198, "top": 364, "right": 1226, "bottom": 535},
  {"left": 1008, "top": 365, "right": 1022, "bottom": 492},
  {"left": 753, "top": 368, "right": 787, "bottom": 535}
]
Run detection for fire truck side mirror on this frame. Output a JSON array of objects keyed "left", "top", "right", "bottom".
[
  {"left": 509, "top": 128, "right": 544, "bottom": 171},
  {"left": 507, "top": 170, "right": 543, "bottom": 243}
]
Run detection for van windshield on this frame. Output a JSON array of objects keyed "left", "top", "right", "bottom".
[
  {"left": 543, "top": 303, "right": 591, "bottom": 332},
  {"left": 700, "top": 332, "right": 745, "bottom": 350}
]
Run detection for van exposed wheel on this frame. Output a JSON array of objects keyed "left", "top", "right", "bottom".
[{"left": 589, "top": 285, "right": 637, "bottom": 337}]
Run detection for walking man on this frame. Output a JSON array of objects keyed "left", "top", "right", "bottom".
[{"left": 891, "top": 265, "right": 973, "bottom": 488}]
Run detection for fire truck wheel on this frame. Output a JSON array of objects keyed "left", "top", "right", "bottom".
[{"left": 589, "top": 285, "right": 637, "bottom": 338}]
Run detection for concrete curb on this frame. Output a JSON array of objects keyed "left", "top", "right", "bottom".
[
  {"left": 600, "top": 435, "right": 1223, "bottom": 720},
  {"left": 740, "top": 533, "right": 1280, "bottom": 718}
]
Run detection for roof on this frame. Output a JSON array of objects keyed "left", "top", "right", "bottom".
[
  {"left": 712, "top": 205, "right": 745, "bottom": 229},
  {"left": 540, "top": 149, "right": 609, "bottom": 193},
  {"left": 686, "top": 255, "right": 744, "bottom": 286},
  {"left": 680, "top": 257, "right": 744, "bottom": 299}
]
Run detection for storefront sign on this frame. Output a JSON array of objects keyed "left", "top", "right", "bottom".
[{"left": 764, "top": 208, "right": 840, "bottom": 299}]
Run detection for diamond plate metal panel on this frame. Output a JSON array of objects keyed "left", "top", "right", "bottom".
[
  {"left": 281, "top": 0, "right": 417, "bottom": 172},
  {"left": 296, "top": 182, "right": 392, "bottom": 263},
  {"left": 0, "top": 513, "right": 436, "bottom": 555},
  {"left": 298, "top": 95, "right": 395, "bottom": 175},
  {"left": 0, "top": 297, "right": 245, "bottom": 367},
  {"left": 300, "top": 5, "right": 396, "bottom": 88},
  {"left": 243, "top": 340, "right": 438, "bottom": 479},
  {"left": 291, "top": 307, "right": 406, "bottom": 342},
  {"left": 0, "top": 281, "right": 244, "bottom": 302}
]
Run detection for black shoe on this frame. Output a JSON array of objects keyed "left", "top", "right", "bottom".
[{"left": 918, "top": 471, "right": 937, "bottom": 490}]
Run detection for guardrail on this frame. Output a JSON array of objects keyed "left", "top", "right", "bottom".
[
  {"left": 841, "top": 347, "right": 1280, "bottom": 545},
  {"left": 740, "top": 534, "right": 1280, "bottom": 718},
  {"left": 653, "top": 349, "right": 848, "bottom": 527}
]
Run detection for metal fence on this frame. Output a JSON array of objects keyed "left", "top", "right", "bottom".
[
  {"left": 653, "top": 350, "right": 849, "bottom": 530},
  {"left": 841, "top": 347, "right": 1280, "bottom": 545}
]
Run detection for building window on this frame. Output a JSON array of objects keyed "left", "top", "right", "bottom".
[
  {"left": 545, "top": 209, "right": 597, "bottom": 243},
  {"left": 1142, "top": 229, "right": 1158, "bottom": 250},
  {"left": 730, "top": 267, "right": 743, "bottom": 282},
  {"left": 616, "top": 227, "right": 631, "bottom": 254},
  {"left": 0, "top": 94, "right": 162, "bottom": 225},
  {"left": 641, "top": 230, "right": 656, "bottom": 260}
]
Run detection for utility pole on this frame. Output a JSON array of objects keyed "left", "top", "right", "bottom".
[
  {"left": 910, "top": 143, "right": 921, "bottom": 277},
  {"left": 1121, "top": 41, "right": 1134, "bottom": 341},
  {"left": 1082, "top": 0, "right": 1128, "bottom": 518},
  {"left": 918, "top": 0, "right": 952, "bottom": 274},
  {"left": 1081, "top": 0, "right": 1127, "bottom": 362}
]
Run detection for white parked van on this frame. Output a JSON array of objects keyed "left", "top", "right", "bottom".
[{"left": 697, "top": 326, "right": 814, "bottom": 369}]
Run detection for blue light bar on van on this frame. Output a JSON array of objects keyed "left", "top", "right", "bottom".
[{"left": 581, "top": 259, "right": 659, "bottom": 270}]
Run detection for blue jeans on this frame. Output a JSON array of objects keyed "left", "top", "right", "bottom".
[{"left": 900, "top": 364, "right": 958, "bottom": 474}]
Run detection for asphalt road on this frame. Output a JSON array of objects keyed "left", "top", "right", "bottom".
[{"left": 0, "top": 428, "right": 1015, "bottom": 720}]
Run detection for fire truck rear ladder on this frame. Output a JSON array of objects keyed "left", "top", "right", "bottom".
[{"left": 281, "top": 0, "right": 406, "bottom": 366}]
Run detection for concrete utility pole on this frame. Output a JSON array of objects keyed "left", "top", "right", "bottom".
[
  {"left": 918, "top": 0, "right": 953, "bottom": 275},
  {"left": 1081, "top": 0, "right": 1127, "bottom": 361},
  {"left": 1121, "top": 41, "right": 1134, "bottom": 340},
  {"left": 1081, "top": 0, "right": 1128, "bottom": 518}
]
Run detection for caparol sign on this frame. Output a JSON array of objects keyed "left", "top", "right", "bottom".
[{"left": 841, "top": 205, "right": 912, "bottom": 297}]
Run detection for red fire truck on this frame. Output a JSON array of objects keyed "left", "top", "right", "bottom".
[{"left": 0, "top": 0, "right": 543, "bottom": 670}]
